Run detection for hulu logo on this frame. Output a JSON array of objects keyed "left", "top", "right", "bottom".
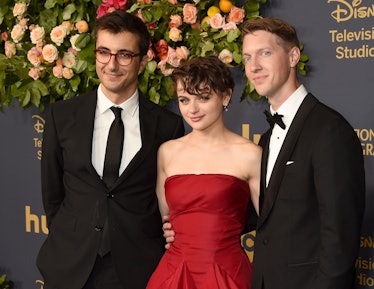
[{"left": 25, "top": 206, "right": 48, "bottom": 234}]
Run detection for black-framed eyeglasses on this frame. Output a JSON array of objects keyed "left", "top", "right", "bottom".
[{"left": 94, "top": 49, "right": 140, "bottom": 66}]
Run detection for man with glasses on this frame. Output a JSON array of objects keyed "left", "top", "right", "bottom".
[{"left": 36, "top": 10, "right": 184, "bottom": 289}]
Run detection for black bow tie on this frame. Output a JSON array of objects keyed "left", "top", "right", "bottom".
[{"left": 264, "top": 110, "right": 286, "bottom": 129}]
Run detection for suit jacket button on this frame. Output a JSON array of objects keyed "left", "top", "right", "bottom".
[
  {"left": 263, "top": 239, "right": 268, "bottom": 245},
  {"left": 95, "top": 226, "right": 103, "bottom": 232},
  {"left": 107, "top": 193, "right": 114, "bottom": 198}
]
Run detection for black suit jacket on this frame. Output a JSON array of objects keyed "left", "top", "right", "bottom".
[
  {"left": 36, "top": 91, "right": 184, "bottom": 289},
  {"left": 251, "top": 94, "right": 365, "bottom": 289}
]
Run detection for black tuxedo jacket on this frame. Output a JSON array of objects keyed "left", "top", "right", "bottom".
[
  {"left": 251, "top": 94, "right": 365, "bottom": 289},
  {"left": 36, "top": 91, "right": 184, "bottom": 289}
]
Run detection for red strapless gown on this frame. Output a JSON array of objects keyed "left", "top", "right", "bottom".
[{"left": 146, "top": 174, "right": 252, "bottom": 289}]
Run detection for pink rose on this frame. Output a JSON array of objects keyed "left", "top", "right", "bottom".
[
  {"left": 183, "top": 4, "right": 197, "bottom": 24},
  {"left": 110, "top": 0, "right": 127, "bottom": 9},
  {"left": 209, "top": 13, "right": 225, "bottom": 29},
  {"left": 27, "top": 47, "right": 42, "bottom": 66},
  {"left": 227, "top": 6, "right": 245, "bottom": 24},
  {"left": 19, "top": 18, "right": 29, "bottom": 28},
  {"left": 175, "top": 46, "right": 190, "bottom": 60},
  {"left": 96, "top": 0, "right": 127, "bottom": 17},
  {"left": 42, "top": 44, "right": 59, "bottom": 63},
  {"left": 62, "top": 67, "right": 74, "bottom": 79},
  {"left": 136, "top": 9, "right": 146, "bottom": 23},
  {"left": 68, "top": 47, "right": 78, "bottom": 57},
  {"left": 167, "top": 0, "right": 178, "bottom": 4},
  {"left": 53, "top": 65, "right": 63, "bottom": 78},
  {"left": 147, "top": 48, "right": 155, "bottom": 61},
  {"left": 158, "top": 59, "right": 174, "bottom": 76},
  {"left": 28, "top": 68, "right": 40, "bottom": 80},
  {"left": 96, "top": 4, "right": 111, "bottom": 18},
  {"left": 222, "top": 21, "right": 237, "bottom": 32},
  {"left": 168, "top": 14, "right": 182, "bottom": 28},
  {"left": 166, "top": 47, "right": 182, "bottom": 67}
]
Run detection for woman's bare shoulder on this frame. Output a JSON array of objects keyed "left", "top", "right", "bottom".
[{"left": 159, "top": 134, "right": 188, "bottom": 155}]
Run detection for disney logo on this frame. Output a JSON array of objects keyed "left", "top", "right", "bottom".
[
  {"left": 328, "top": 0, "right": 374, "bottom": 22},
  {"left": 32, "top": 115, "right": 45, "bottom": 134},
  {"left": 35, "top": 279, "right": 44, "bottom": 289}
]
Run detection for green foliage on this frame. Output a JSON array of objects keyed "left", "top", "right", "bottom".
[
  {"left": 0, "top": 0, "right": 100, "bottom": 111},
  {"left": 0, "top": 274, "right": 13, "bottom": 289},
  {"left": 0, "top": 0, "right": 310, "bottom": 112}
]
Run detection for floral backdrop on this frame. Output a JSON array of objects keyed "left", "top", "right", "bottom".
[{"left": 0, "top": 0, "right": 309, "bottom": 112}]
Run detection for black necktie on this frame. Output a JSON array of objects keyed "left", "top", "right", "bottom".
[
  {"left": 99, "top": 107, "right": 124, "bottom": 257},
  {"left": 102, "top": 107, "right": 124, "bottom": 188},
  {"left": 264, "top": 110, "right": 286, "bottom": 129}
]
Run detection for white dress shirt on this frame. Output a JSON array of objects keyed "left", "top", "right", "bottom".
[
  {"left": 92, "top": 84, "right": 142, "bottom": 179},
  {"left": 266, "top": 85, "right": 308, "bottom": 186}
]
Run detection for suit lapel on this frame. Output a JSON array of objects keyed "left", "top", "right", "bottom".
[
  {"left": 114, "top": 94, "right": 158, "bottom": 184},
  {"left": 73, "top": 91, "right": 103, "bottom": 183},
  {"left": 257, "top": 94, "right": 319, "bottom": 228}
]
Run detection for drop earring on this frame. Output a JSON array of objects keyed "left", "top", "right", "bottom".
[{"left": 223, "top": 104, "right": 228, "bottom": 112}]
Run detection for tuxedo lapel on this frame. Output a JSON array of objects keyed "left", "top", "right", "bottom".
[{"left": 257, "top": 94, "right": 319, "bottom": 228}]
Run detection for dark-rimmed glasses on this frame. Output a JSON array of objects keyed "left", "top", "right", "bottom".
[{"left": 94, "top": 49, "right": 140, "bottom": 66}]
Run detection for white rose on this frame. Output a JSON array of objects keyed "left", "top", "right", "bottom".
[
  {"left": 218, "top": 49, "right": 233, "bottom": 64},
  {"left": 11, "top": 24, "right": 26, "bottom": 43},
  {"left": 5, "top": 41, "right": 16, "bottom": 58},
  {"left": 62, "top": 51, "right": 76, "bottom": 68},
  {"left": 13, "top": 2, "right": 28, "bottom": 18},
  {"left": 169, "top": 27, "right": 182, "bottom": 42},
  {"left": 50, "top": 25, "right": 68, "bottom": 46},
  {"left": 30, "top": 25, "right": 45, "bottom": 44}
]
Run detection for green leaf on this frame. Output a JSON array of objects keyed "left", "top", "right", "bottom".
[
  {"left": 146, "top": 60, "right": 158, "bottom": 74},
  {"left": 141, "top": 9, "right": 154, "bottom": 23},
  {"left": 233, "top": 50, "right": 242, "bottom": 64},
  {"left": 62, "top": 3, "right": 76, "bottom": 20},
  {"left": 44, "top": 0, "right": 60, "bottom": 10},
  {"left": 201, "top": 42, "right": 214, "bottom": 56},
  {"left": 69, "top": 75, "right": 81, "bottom": 92},
  {"left": 73, "top": 59, "right": 88, "bottom": 74},
  {"left": 74, "top": 33, "right": 91, "bottom": 49},
  {"left": 162, "top": 76, "right": 175, "bottom": 98},
  {"left": 39, "top": 9, "right": 57, "bottom": 31},
  {"left": 149, "top": 86, "right": 160, "bottom": 104},
  {"left": 227, "top": 29, "right": 241, "bottom": 43},
  {"left": 300, "top": 54, "right": 309, "bottom": 62},
  {"left": 0, "top": 5, "right": 10, "bottom": 26}
]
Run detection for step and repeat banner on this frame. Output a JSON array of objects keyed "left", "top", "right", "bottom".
[{"left": 1, "top": 0, "right": 373, "bottom": 288}]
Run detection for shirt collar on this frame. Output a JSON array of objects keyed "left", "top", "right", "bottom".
[
  {"left": 97, "top": 84, "right": 139, "bottom": 117},
  {"left": 270, "top": 85, "right": 308, "bottom": 129}
]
